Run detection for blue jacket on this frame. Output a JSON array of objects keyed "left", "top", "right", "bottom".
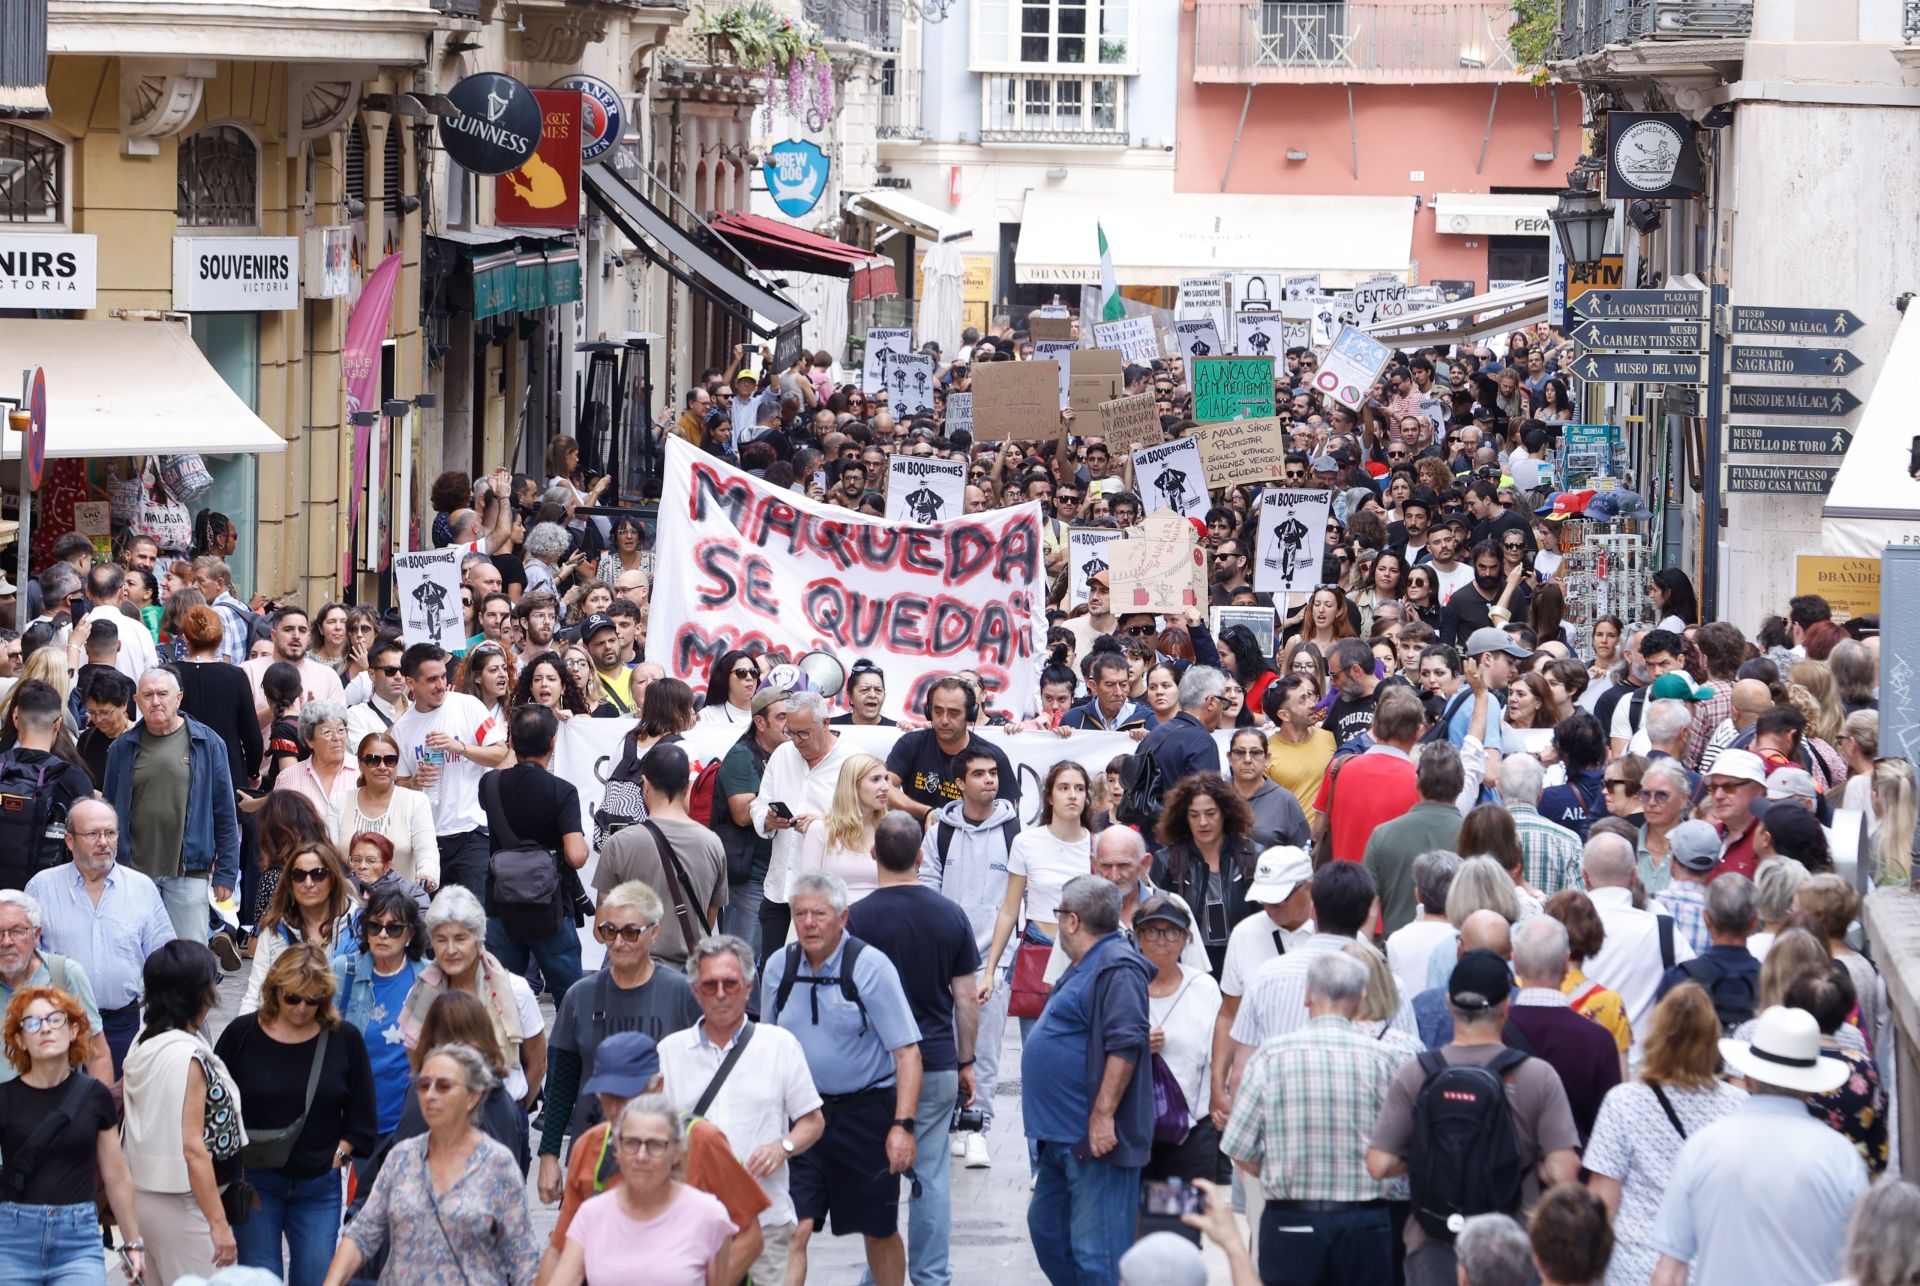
[
  {"left": 103, "top": 714, "right": 239, "bottom": 890},
  {"left": 1023, "top": 931, "right": 1155, "bottom": 1169},
  {"left": 1137, "top": 711, "right": 1218, "bottom": 790},
  {"left": 334, "top": 949, "right": 424, "bottom": 1031}
]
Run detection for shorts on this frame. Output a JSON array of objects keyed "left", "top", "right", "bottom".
[{"left": 789, "top": 1086, "right": 901, "bottom": 1239}]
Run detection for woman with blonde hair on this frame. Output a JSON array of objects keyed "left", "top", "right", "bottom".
[
  {"left": 1420, "top": 856, "right": 1522, "bottom": 988},
  {"left": 1797, "top": 876, "right": 1890, "bottom": 1058},
  {"left": 0, "top": 646, "right": 77, "bottom": 749},
  {"left": 1341, "top": 940, "right": 1423, "bottom": 1060},
  {"left": 1784, "top": 680, "right": 1850, "bottom": 791},
  {"left": 1789, "top": 660, "right": 1846, "bottom": 746},
  {"left": 1868, "top": 758, "right": 1915, "bottom": 888},
  {"left": 1583, "top": 984, "right": 1747, "bottom": 1286},
  {"left": 1838, "top": 711, "right": 1879, "bottom": 816},
  {"left": 795, "top": 752, "right": 891, "bottom": 904}
]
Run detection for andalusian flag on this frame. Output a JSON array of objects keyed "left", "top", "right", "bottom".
[{"left": 1098, "top": 222, "right": 1126, "bottom": 321}]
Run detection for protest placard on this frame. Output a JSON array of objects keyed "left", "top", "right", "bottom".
[
  {"left": 1283, "top": 274, "right": 1321, "bottom": 301},
  {"left": 972, "top": 360, "right": 1061, "bottom": 441},
  {"left": 1211, "top": 606, "right": 1276, "bottom": 658},
  {"left": 1193, "top": 417, "right": 1288, "bottom": 487},
  {"left": 647, "top": 438, "right": 1046, "bottom": 719},
  {"left": 1099, "top": 392, "right": 1159, "bottom": 458},
  {"left": 1068, "top": 347, "right": 1124, "bottom": 412},
  {"left": 1254, "top": 489, "right": 1333, "bottom": 596},
  {"left": 1352, "top": 276, "right": 1409, "bottom": 327},
  {"left": 885, "top": 456, "right": 967, "bottom": 524},
  {"left": 1232, "top": 272, "right": 1280, "bottom": 314},
  {"left": 1132, "top": 436, "right": 1210, "bottom": 518},
  {"left": 1192, "top": 356, "right": 1276, "bottom": 422},
  {"left": 394, "top": 547, "right": 465, "bottom": 651},
  {"left": 1029, "top": 315, "right": 1074, "bottom": 341},
  {"left": 1280, "top": 302, "right": 1314, "bottom": 354},
  {"left": 1311, "top": 325, "right": 1392, "bottom": 411},
  {"left": 1174, "top": 318, "right": 1224, "bottom": 360},
  {"left": 1092, "top": 315, "right": 1160, "bottom": 362},
  {"left": 1068, "top": 526, "right": 1124, "bottom": 605},
  {"left": 1236, "top": 311, "right": 1283, "bottom": 359},
  {"left": 887, "top": 352, "right": 935, "bottom": 419},
  {"left": 1036, "top": 340, "right": 1077, "bottom": 410},
  {"left": 946, "top": 391, "right": 973, "bottom": 436},
  {"left": 1177, "top": 274, "right": 1231, "bottom": 342},
  {"left": 1109, "top": 509, "right": 1205, "bottom": 613},
  {"left": 862, "top": 327, "right": 912, "bottom": 394}
]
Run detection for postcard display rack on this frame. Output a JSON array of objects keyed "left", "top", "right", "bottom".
[{"left": 1551, "top": 524, "right": 1655, "bottom": 656}]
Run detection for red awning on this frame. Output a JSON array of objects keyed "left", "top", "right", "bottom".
[{"left": 708, "top": 212, "right": 873, "bottom": 277}]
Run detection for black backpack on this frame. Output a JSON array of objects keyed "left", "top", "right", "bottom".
[
  {"left": 1409, "top": 1048, "right": 1529, "bottom": 1241},
  {"left": 1674, "top": 957, "right": 1758, "bottom": 1032},
  {"left": 771, "top": 938, "right": 871, "bottom": 1034},
  {"left": 935, "top": 815, "right": 1021, "bottom": 867},
  {"left": 0, "top": 751, "right": 68, "bottom": 890},
  {"left": 1418, "top": 689, "right": 1472, "bottom": 746},
  {"left": 1116, "top": 751, "right": 1169, "bottom": 830}
]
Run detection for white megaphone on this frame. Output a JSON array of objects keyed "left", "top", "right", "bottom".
[{"left": 796, "top": 650, "right": 847, "bottom": 698}]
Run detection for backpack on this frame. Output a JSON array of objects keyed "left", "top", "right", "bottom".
[
  {"left": 935, "top": 815, "right": 1022, "bottom": 868},
  {"left": 1417, "top": 689, "right": 1472, "bottom": 747},
  {"left": 771, "top": 938, "right": 870, "bottom": 1035},
  {"left": 1675, "top": 957, "right": 1758, "bottom": 1032},
  {"left": 691, "top": 757, "right": 723, "bottom": 833},
  {"left": 1409, "top": 1048, "right": 1530, "bottom": 1241},
  {"left": 1116, "top": 751, "right": 1169, "bottom": 831},
  {"left": 0, "top": 751, "right": 68, "bottom": 890},
  {"left": 480, "top": 772, "right": 563, "bottom": 940}
]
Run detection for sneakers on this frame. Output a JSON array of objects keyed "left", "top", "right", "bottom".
[
  {"left": 950, "top": 1133, "right": 966, "bottom": 1159},
  {"left": 962, "top": 1131, "right": 992, "bottom": 1169},
  {"left": 209, "top": 931, "right": 242, "bottom": 973}
]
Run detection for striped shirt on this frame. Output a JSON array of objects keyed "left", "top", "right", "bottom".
[
  {"left": 1221, "top": 1014, "right": 1411, "bottom": 1201},
  {"left": 1656, "top": 879, "right": 1712, "bottom": 955},
  {"left": 1230, "top": 933, "right": 1418, "bottom": 1050},
  {"left": 1511, "top": 803, "right": 1584, "bottom": 896}
]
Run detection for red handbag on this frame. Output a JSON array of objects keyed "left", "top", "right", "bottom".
[{"left": 1008, "top": 941, "right": 1052, "bottom": 1019}]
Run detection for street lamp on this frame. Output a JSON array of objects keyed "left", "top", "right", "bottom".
[{"left": 1549, "top": 168, "right": 1611, "bottom": 264}]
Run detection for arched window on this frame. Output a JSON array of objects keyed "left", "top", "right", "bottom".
[
  {"left": 176, "top": 125, "right": 258, "bottom": 227},
  {"left": 0, "top": 124, "right": 64, "bottom": 224}
]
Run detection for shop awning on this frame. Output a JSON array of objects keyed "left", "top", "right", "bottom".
[
  {"left": 846, "top": 190, "right": 972, "bottom": 244},
  {"left": 431, "top": 230, "right": 582, "bottom": 322},
  {"left": 707, "top": 212, "right": 874, "bottom": 277},
  {"left": 0, "top": 318, "right": 285, "bottom": 458},
  {"left": 1431, "top": 193, "right": 1555, "bottom": 238},
  {"left": 584, "top": 168, "right": 804, "bottom": 338},
  {"left": 1013, "top": 188, "right": 1413, "bottom": 289},
  {"left": 1363, "top": 277, "right": 1550, "bottom": 344},
  {"left": 1822, "top": 304, "right": 1919, "bottom": 556}
]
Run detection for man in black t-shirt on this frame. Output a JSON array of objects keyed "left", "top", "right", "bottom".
[
  {"left": 478, "top": 705, "right": 587, "bottom": 1000},
  {"left": 884, "top": 676, "right": 1017, "bottom": 818},
  {"left": 1322, "top": 638, "right": 1383, "bottom": 750},
  {"left": 846, "top": 811, "right": 980, "bottom": 1286}
]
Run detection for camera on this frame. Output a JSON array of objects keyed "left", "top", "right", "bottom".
[{"left": 950, "top": 1105, "right": 986, "bottom": 1134}]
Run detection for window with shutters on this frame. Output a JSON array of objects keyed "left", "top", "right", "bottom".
[
  {"left": 345, "top": 122, "right": 367, "bottom": 209},
  {"left": 176, "top": 125, "right": 259, "bottom": 227}
]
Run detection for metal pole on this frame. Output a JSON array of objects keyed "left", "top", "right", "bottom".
[
  {"left": 1219, "top": 85, "right": 1253, "bottom": 193},
  {"left": 1701, "top": 282, "right": 1727, "bottom": 618},
  {"left": 14, "top": 368, "right": 29, "bottom": 612}
]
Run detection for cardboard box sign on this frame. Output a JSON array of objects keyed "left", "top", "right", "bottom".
[
  {"left": 971, "top": 360, "right": 1061, "bottom": 441},
  {"left": 1030, "top": 315, "right": 1075, "bottom": 341},
  {"left": 1069, "top": 348, "right": 1125, "bottom": 413}
]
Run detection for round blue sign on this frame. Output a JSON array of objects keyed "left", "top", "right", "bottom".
[
  {"left": 551, "top": 74, "right": 623, "bottom": 166},
  {"left": 439, "top": 73, "right": 541, "bottom": 176}
]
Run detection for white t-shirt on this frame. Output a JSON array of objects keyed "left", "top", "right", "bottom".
[
  {"left": 1386, "top": 918, "right": 1456, "bottom": 1004},
  {"left": 1008, "top": 827, "right": 1094, "bottom": 926},
  {"left": 1218, "top": 910, "right": 1315, "bottom": 1000},
  {"left": 502, "top": 971, "right": 544, "bottom": 1100},
  {"left": 1148, "top": 966, "right": 1222, "bottom": 1123},
  {"left": 390, "top": 693, "right": 507, "bottom": 835},
  {"left": 1610, "top": 685, "right": 1647, "bottom": 745},
  {"left": 696, "top": 702, "right": 750, "bottom": 733},
  {"left": 1431, "top": 561, "right": 1474, "bottom": 601}
]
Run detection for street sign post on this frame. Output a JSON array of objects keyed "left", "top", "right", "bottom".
[
  {"left": 1575, "top": 353, "right": 1706, "bottom": 384},
  {"left": 1725, "top": 463, "right": 1839, "bottom": 494},
  {"left": 1727, "top": 425, "right": 1852, "bottom": 456},
  {"left": 1728, "top": 386, "right": 1861, "bottom": 417},
  {"left": 1730, "top": 306, "right": 1864, "bottom": 338},
  {"left": 1569, "top": 288, "right": 1710, "bottom": 321},
  {"left": 1568, "top": 319, "right": 1709, "bottom": 351},
  {"left": 1729, "top": 346, "right": 1859, "bottom": 377}
]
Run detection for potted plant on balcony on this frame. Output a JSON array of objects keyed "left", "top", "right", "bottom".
[{"left": 693, "top": 3, "right": 835, "bottom": 125}]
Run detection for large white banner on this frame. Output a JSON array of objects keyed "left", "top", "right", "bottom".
[{"left": 647, "top": 437, "right": 1047, "bottom": 720}]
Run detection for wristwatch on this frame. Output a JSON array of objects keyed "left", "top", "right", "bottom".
[
  {"left": 779, "top": 1137, "right": 795, "bottom": 1155},
  {"left": 892, "top": 1118, "right": 916, "bottom": 1132}
]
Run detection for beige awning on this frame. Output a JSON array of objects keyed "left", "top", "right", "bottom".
[
  {"left": 1363, "top": 277, "right": 1549, "bottom": 344},
  {"left": 0, "top": 318, "right": 287, "bottom": 459},
  {"left": 846, "top": 190, "right": 972, "bottom": 244},
  {"left": 1431, "top": 193, "right": 1555, "bottom": 238}
]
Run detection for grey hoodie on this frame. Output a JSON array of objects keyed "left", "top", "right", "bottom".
[{"left": 918, "top": 796, "right": 1020, "bottom": 963}]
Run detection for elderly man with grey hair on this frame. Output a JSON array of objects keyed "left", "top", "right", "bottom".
[
  {"left": 0, "top": 888, "right": 113, "bottom": 1085},
  {"left": 1654, "top": 871, "right": 1761, "bottom": 1030},
  {"left": 1125, "top": 666, "right": 1229, "bottom": 828},
  {"left": 762, "top": 870, "right": 923, "bottom": 1286},
  {"left": 1508, "top": 915, "right": 1623, "bottom": 1139},
  {"left": 753, "top": 689, "right": 853, "bottom": 964},
  {"left": 1581, "top": 829, "right": 1693, "bottom": 1062},
  {"left": 1454, "top": 1213, "right": 1534, "bottom": 1286},
  {"left": 1221, "top": 949, "right": 1405, "bottom": 1283},
  {"left": 1498, "top": 753, "right": 1583, "bottom": 895}
]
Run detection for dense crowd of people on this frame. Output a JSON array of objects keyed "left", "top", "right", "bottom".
[{"left": 0, "top": 315, "right": 1914, "bottom": 1286}]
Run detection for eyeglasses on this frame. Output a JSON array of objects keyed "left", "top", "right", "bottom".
[
  {"left": 415, "top": 1075, "right": 461, "bottom": 1095},
  {"left": 360, "top": 753, "right": 399, "bottom": 767},
  {"left": 72, "top": 828, "right": 116, "bottom": 842},
  {"left": 1641, "top": 790, "right": 1676, "bottom": 805},
  {"left": 0, "top": 927, "right": 34, "bottom": 942},
  {"left": 1138, "top": 924, "right": 1188, "bottom": 942},
  {"left": 596, "top": 923, "right": 656, "bottom": 943},
  {"left": 288, "top": 867, "right": 331, "bottom": 884},
  {"left": 19, "top": 1011, "right": 69, "bottom": 1034},
  {"left": 696, "top": 977, "right": 746, "bottom": 996},
  {"left": 364, "top": 920, "right": 408, "bottom": 938},
  {"left": 616, "top": 1135, "right": 675, "bottom": 1157},
  {"left": 1228, "top": 747, "right": 1265, "bottom": 759},
  {"left": 282, "top": 993, "right": 328, "bottom": 1008}
]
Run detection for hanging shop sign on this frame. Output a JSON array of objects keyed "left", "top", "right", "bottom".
[
  {"left": 441, "top": 73, "right": 541, "bottom": 176},
  {"left": 496, "top": 90, "right": 582, "bottom": 229},
  {"left": 1605, "top": 112, "right": 1702, "bottom": 200},
  {"left": 550, "top": 74, "right": 623, "bottom": 166},
  {"left": 172, "top": 237, "right": 299, "bottom": 311},
  {"left": 764, "top": 139, "right": 831, "bottom": 218},
  {"left": 0, "top": 233, "right": 97, "bottom": 309}
]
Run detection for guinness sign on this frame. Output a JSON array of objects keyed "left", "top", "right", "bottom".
[{"left": 439, "top": 73, "right": 541, "bottom": 176}]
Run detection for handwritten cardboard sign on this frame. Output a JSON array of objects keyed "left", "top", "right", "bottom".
[
  {"left": 1035, "top": 340, "right": 1078, "bottom": 410},
  {"left": 1093, "top": 315, "right": 1159, "bottom": 362},
  {"left": 972, "top": 360, "right": 1061, "bottom": 441},
  {"left": 1029, "top": 314, "right": 1074, "bottom": 341},
  {"left": 1192, "top": 356, "right": 1276, "bottom": 423},
  {"left": 1109, "top": 508, "right": 1206, "bottom": 614},
  {"left": 946, "top": 391, "right": 973, "bottom": 436},
  {"left": 1193, "top": 416, "right": 1288, "bottom": 487},
  {"left": 1098, "top": 392, "right": 1160, "bottom": 458},
  {"left": 1069, "top": 347, "right": 1125, "bottom": 412}
]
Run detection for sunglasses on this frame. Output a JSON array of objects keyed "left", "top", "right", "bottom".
[
  {"left": 596, "top": 923, "right": 655, "bottom": 943},
  {"left": 1604, "top": 778, "right": 1639, "bottom": 793},
  {"left": 731, "top": 667, "right": 758, "bottom": 679},
  {"left": 288, "top": 867, "right": 331, "bottom": 884},
  {"left": 1641, "top": 790, "right": 1676, "bottom": 805},
  {"left": 1228, "top": 747, "right": 1265, "bottom": 759},
  {"left": 364, "top": 920, "right": 408, "bottom": 938},
  {"left": 1121, "top": 625, "right": 1156, "bottom": 637},
  {"left": 360, "top": 753, "right": 400, "bottom": 767},
  {"left": 416, "top": 1075, "right": 461, "bottom": 1095},
  {"left": 372, "top": 665, "right": 402, "bottom": 676},
  {"left": 696, "top": 977, "right": 746, "bottom": 995},
  {"left": 282, "top": 993, "right": 328, "bottom": 1008}
]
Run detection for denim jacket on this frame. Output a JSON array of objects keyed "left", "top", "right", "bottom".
[
  {"left": 103, "top": 715, "right": 239, "bottom": 889},
  {"left": 334, "top": 949, "right": 423, "bottom": 1032}
]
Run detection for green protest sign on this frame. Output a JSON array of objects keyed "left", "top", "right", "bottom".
[{"left": 1191, "top": 356, "right": 1275, "bottom": 423}]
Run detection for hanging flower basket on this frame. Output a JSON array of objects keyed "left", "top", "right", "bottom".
[{"left": 693, "top": 3, "right": 835, "bottom": 120}]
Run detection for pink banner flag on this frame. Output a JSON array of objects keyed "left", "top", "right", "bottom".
[{"left": 342, "top": 253, "right": 404, "bottom": 588}]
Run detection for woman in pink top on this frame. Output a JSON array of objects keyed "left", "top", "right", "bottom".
[
  {"left": 794, "top": 753, "right": 890, "bottom": 904},
  {"left": 549, "top": 1095, "right": 737, "bottom": 1286},
  {"left": 273, "top": 699, "right": 360, "bottom": 817}
]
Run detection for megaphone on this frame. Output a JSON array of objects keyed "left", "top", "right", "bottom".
[{"left": 796, "top": 650, "right": 846, "bottom": 698}]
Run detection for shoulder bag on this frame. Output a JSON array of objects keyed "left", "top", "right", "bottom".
[
  {"left": 239, "top": 1025, "right": 330, "bottom": 1173},
  {"left": 480, "top": 771, "right": 565, "bottom": 937},
  {"left": 640, "top": 820, "right": 711, "bottom": 950},
  {"left": 1, "top": 1074, "right": 91, "bottom": 1200}
]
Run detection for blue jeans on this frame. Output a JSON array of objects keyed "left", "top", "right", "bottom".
[
  {"left": 1259, "top": 1203, "right": 1395, "bottom": 1286},
  {"left": 156, "top": 874, "right": 211, "bottom": 946},
  {"left": 236, "top": 1168, "right": 342, "bottom": 1286},
  {"left": 722, "top": 878, "right": 764, "bottom": 959},
  {"left": 1027, "top": 1140, "right": 1141, "bottom": 1286},
  {"left": 859, "top": 1068, "right": 960, "bottom": 1286},
  {"left": 0, "top": 1201, "right": 101, "bottom": 1285},
  {"left": 486, "top": 918, "right": 584, "bottom": 1001}
]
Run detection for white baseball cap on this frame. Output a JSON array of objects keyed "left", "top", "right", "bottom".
[{"left": 1247, "top": 845, "right": 1313, "bottom": 904}]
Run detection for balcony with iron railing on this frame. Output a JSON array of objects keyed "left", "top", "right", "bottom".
[
  {"left": 802, "top": 0, "right": 902, "bottom": 49},
  {"left": 1192, "top": 1, "right": 1529, "bottom": 84},
  {"left": 980, "top": 71, "right": 1128, "bottom": 145},
  {"left": 1558, "top": 0, "right": 1753, "bottom": 67},
  {"left": 879, "top": 62, "right": 925, "bottom": 139}
]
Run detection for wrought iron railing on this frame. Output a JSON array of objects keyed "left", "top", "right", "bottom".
[
  {"left": 1558, "top": 0, "right": 1752, "bottom": 62},
  {"left": 980, "top": 72, "right": 1127, "bottom": 145},
  {"left": 1192, "top": 1, "right": 1526, "bottom": 82},
  {"left": 802, "top": 0, "right": 902, "bottom": 49},
  {"left": 878, "top": 63, "right": 925, "bottom": 139}
]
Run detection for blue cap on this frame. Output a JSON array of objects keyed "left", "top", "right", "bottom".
[{"left": 581, "top": 1032, "right": 661, "bottom": 1098}]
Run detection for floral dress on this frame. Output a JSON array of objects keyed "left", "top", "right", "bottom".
[
  {"left": 345, "top": 1132, "right": 539, "bottom": 1286},
  {"left": 1808, "top": 1043, "right": 1888, "bottom": 1176}
]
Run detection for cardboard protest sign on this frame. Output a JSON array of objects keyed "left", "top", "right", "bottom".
[
  {"left": 1132, "top": 436, "right": 1210, "bottom": 519},
  {"left": 1036, "top": 341, "right": 1077, "bottom": 410},
  {"left": 1237, "top": 311, "right": 1283, "bottom": 358},
  {"left": 394, "top": 548, "right": 465, "bottom": 651},
  {"left": 1099, "top": 392, "right": 1160, "bottom": 458},
  {"left": 946, "top": 391, "right": 973, "bottom": 436},
  {"left": 1352, "top": 275, "right": 1409, "bottom": 327},
  {"left": 972, "top": 360, "right": 1061, "bottom": 441},
  {"left": 1092, "top": 315, "right": 1159, "bottom": 362},
  {"left": 648, "top": 438, "right": 1045, "bottom": 719},
  {"left": 1283, "top": 274, "right": 1321, "bottom": 301},
  {"left": 1255, "top": 489, "right": 1333, "bottom": 596},
  {"left": 1192, "top": 356, "right": 1276, "bottom": 422},
  {"left": 1068, "top": 347, "right": 1124, "bottom": 412},
  {"left": 1312, "top": 325, "right": 1392, "bottom": 411},
  {"left": 1280, "top": 302, "right": 1314, "bottom": 355},
  {"left": 1211, "top": 606, "right": 1276, "bottom": 657},
  {"left": 1177, "top": 275, "right": 1231, "bottom": 341},
  {"left": 885, "top": 456, "right": 967, "bottom": 524},
  {"left": 1174, "top": 318, "right": 1224, "bottom": 360},
  {"left": 1029, "top": 314, "right": 1074, "bottom": 341},
  {"left": 1068, "top": 526, "right": 1124, "bottom": 606},
  {"left": 1030, "top": 305, "right": 1070, "bottom": 318},
  {"left": 1109, "top": 508, "right": 1205, "bottom": 614},
  {"left": 887, "top": 352, "right": 936, "bottom": 419},
  {"left": 1193, "top": 417, "right": 1288, "bottom": 487},
  {"left": 1231, "top": 271, "right": 1280, "bottom": 314},
  {"left": 862, "top": 327, "right": 912, "bottom": 394}
]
